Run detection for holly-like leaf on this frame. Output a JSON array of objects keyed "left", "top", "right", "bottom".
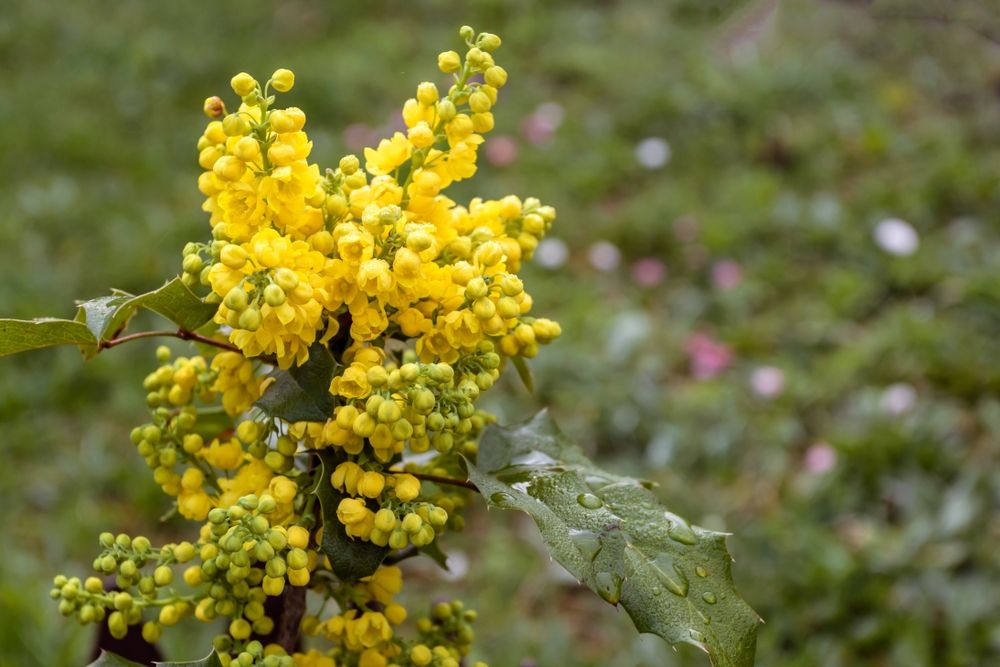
[
  {"left": 467, "top": 410, "right": 760, "bottom": 667},
  {"left": 86, "top": 651, "right": 144, "bottom": 667},
  {"left": 315, "top": 447, "right": 390, "bottom": 581},
  {"left": 156, "top": 650, "right": 225, "bottom": 667},
  {"left": 0, "top": 318, "right": 97, "bottom": 358},
  {"left": 254, "top": 343, "right": 336, "bottom": 423},
  {"left": 77, "top": 278, "right": 218, "bottom": 342}
]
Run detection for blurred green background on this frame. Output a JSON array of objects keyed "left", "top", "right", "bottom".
[{"left": 4, "top": 0, "right": 1000, "bottom": 665}]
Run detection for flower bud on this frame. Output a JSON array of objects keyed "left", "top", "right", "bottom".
[
  {"left": 234, "top": 136, "right": 261, "bottom": 162},
  {"left": 270, "top": 69, "right": 295, "bottom": 93},
  {"left": 475, "top": 241, "right": 504, "bottom": 267},
  {"left": 258, "top": 494, "right": 278, "bottom": 513},
  {"left": 416, "top": 81, "right": 439, "bottom": 105},
  {"left": 204, "top": 96, "right": 227, "bottom": 118},
  {"left": 438, "top": 51, "right": 462, "bottom": 73},
  {"left": 469, "top": 91, "right": 491, "bottom": 114},
  {"left": 466, "top": 48, "right": 485, "bottom": 67},
  {"left": 480, "top": 33, "right": 502, "bottom": 52},
  {"left": 473, "top": 297, "right": 496, "bottom": 320},
  {"left": 408, "top": 122, "right": 435, "bottom": 149},
  {"left": 465, "top": 277, "right": 489, "bottom": 300},
  {"left": 437, "top": 99, "right": 457, "bottom": 123},
  {"left": 231, "top": 73, "right": 257, "bottom": 97},
  {"left": 358, "top": 471, "right": 386, "bottom": 498},
  {"left": 238, "top": 307, "right": 262, "bottom": 332}
]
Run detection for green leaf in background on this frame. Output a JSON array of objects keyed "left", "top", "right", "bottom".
[
  {"left": 467, "top": 411, "right": 760, "bottom": 667},
  {"left": 86, "top": 651, "right": 144, "bottom": 667},
  {"left": 0, "top": 318, "right": 97, "bottom": 357},
  {"left": 315, "top": 447, "right": 390, "bottom": 581},
  {"left": 189, "top": 406, "right": 235, "bottom": 441},
  {"left": 509, "top": 354, "right": 534, "bottom": 394},
  {"left": 155, "top": 649, "right": 225, "bottom": 667},
  {"left": 254, "top": 342, "right": 336, "bottom": 423},
  {"left": 76, "top": 278, "right": 218, "bottom": 342},
  {"left": 418, "top": 539, "right": 450, "bottom": 571}
]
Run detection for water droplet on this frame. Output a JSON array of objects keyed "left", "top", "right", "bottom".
[
  {"left": 595, "top": 571, "right": 622, "bottom": 604},
  {"left": 649, "top": 553, "right": 689, "bottom": 597},
  {"left": 702, "top": 592, "right": 717, "bottom": 604},
  {"left": 568, "top": 529, "right": 602, "bottom": 562},
  {"left": 701, "top": 613, "right": 711, "bottom": 625},
  {"left": 577, "top": 493, "right": 603, "bottom": 509},
  {"left": 641, "top": 502, "right": 654, "bottom": 510},
  {"left": 490, "top": 492, "right": 515, "bottom": 506},
  {"left": 689, "top": 629, "right": 706, "bottom": 643},
  {"left": 695, "top": 566, "right": 707, "bottom": 578},
  {"left": 652, "top": 586, "right": 662, "bottom": 596},
  {"left": 664, "top": 512, "right": 699, "bottom": 545}
]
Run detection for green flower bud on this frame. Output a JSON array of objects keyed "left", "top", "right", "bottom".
[
  {"left": 273, "top": 268, "right": 299, "bottom": 292},
  {"left": 142, "top": 426, "right": 161, "bottom": 445},
  {"left": 257, "top": 494, "right": 277, "bottom": 514},
  {"left": 78, "top": 604, "right": 96, "bottom": 625},
  {"left": 213, "top": 634, "right": 233, "bottom": 653},
  {"left": 138, "top": 576, "right": 156, "bottom": 595},
  {"left": 231, "top": 548, "right": 250, "bottom": 568},
  {"left": 264, "top": 284, "right": 286, "bottom": 307},
  {"left": 254, "top": 541, "right": 275, "bottom": 563},
  {"left": 339, "top": 155, "right": 360, "bottom": 175},
  {"left": 391, "top": 419, "right": 413, "bottom": 441},
  {"left": 265, "top": 557, "right": 287, "bottom": 578},
  {"left": 427, "top": 412, "right": 445, "bottom": 432},
  {"left": 433, "top": 431, "right": 454, "bottom": 453},
  {"left": 142, "top": 621, "right": 163, "bottom": 643},
  {"left": 366, "top": 394, "right": 385, "bottom": 417},
  {"left": 465, "top": 277, "right": 488, "bottom": 299},
  {"left": 113, "top": 592, "right": 133, "bottom": 611},
  {"left": 101, "top": 555, "right": 117, "bottom": 573},
  {"left": 209, "top": 507, "right": 228, "bottom": 524},
  {"left": 249, "top": 441, "right": 268, "bottom": 459},
  {"left": 154, "top": 566, "right": 173, "bottom": 587},
  {"left": 238, "top": 306, "right": 262, "bottom": 332},
  {"left": 267, "top": 530, "right": 288, "bottom": 551},
  {"left": 108, "top": 611, "right": 128, "bottom": 639},
  {"left": 377, "top": 399, "right": 403, "bottom": 424},
  {"left": 224, "top": 287, "right": 249, "bottom": 312},
  {"left": 240, "top": 494, "right": 260, "bottom": 510},
  {"left": 264, "top": 451, "right": 285, "bottom": 471},
  {"left": 286, "top": 548, "right": 308, "bottom": 570},
  {"left": 389, "top": 528, "right": 409, "bottom": 551},
  {"left": 120, "top": 561, "right": 137, "bottom": 578},
  {"left": 182, "top": 254, "right": 203, "bottom": 275},
  {"left": 276, "top": 436, "right": 297, "bottom": 456},
  {"left": 250, "top": 516, "right": 270, "bottom": 535}
]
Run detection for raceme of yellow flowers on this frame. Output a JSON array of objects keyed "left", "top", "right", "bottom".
[{"left": 49, "top": 26, "right": 562, "bottom": 667}]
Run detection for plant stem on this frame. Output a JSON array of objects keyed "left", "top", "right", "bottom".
[
  {"left": 100, "top": 329, "right": 277, "bottom": 366},
  {"left": 390, "top": 470, "right": 479, "bottom": 492}
]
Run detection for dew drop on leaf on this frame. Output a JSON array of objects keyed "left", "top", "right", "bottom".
[
  {"left": 577, "top": 493, "right": 603, "bottom": 509},
  {"left": 595, "top": 571, "right": 622, "bottom": 604},
  {"left": 650, "top": 553, "right": 689, "bottom": 597},
  {"left": 702, "top": 591, "right": 717, "bottom": 604},
  {"left": 568, "top": 529, "right": 602, "bottom": 562},
  {"left": 490, "top": 492, "right": 515, "bottom": 506},
  {"left": 695, "top": 566, "right": 708, "bottom": 578}
]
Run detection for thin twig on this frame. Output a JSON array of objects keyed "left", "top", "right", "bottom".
[
  {"left": 100, "top": 329, "right": 277, "bottom": 365},
  {"left": 391, "top": 470, "right": 480, "bottom": 492}
]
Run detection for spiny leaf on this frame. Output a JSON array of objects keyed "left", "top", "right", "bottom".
[
  {"left": 315, "top": 448, "right": 390, "bottom": 580},
  {"left": 86, "top": 651, "right": 144, "bottom": 667},
  {"left": 418, "top": 540, "right": 450, "bottom": 571},
  {"left": 0, "top": 318, "right": 97, "bottom": 358},
  {"left": 155, "top": 650, "right": 225, "bottom": 667},
  {"left": 467, "top": 410, "right": 760, "bottom": 667},
  {"left": 254, "top": 342, "right": 336, "bottom": 423},
  {"left": 77, "top": 278, "right": 218, "bottom": 342}
]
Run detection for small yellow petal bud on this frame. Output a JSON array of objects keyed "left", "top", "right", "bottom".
[
  {"left": 204, "top": 96, "right": 227, "bottom": 118},
  {"left": 230, "top": 72, "right": 257, "bottom": 97},
  {"left": 438, "top": 51, "right": 462, "bottom": 73},
  {"left": 485, "top": 65, "right": 508, "bottom": 88},
  {"left": 270, "top": 68, "right": 295, "bottom": 93},
  {"left": 417, "top": 82, "right": 439, "bottom": 106}
]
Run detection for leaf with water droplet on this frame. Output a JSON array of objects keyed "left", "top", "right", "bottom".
[{"left": 466, "top": 410, "right": 760, "bottom": 667}]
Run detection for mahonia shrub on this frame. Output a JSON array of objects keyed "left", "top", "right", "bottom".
[{"left": 0, "top": 25, "right": 757, "bottom": 667}]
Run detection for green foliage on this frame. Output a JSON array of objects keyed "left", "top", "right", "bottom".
[
  {"left": 253, "top": 342, "right": 336, "bottom": 423},
  {"left": 314, "top": 448, "right": 390, "bottom": 580},
  {"left": 469, "top": 411, "right": 759, "bottom": 667},
  {"left": 0, "top": 318, "right": 96, "bottom": 357},
  {"left": 87, "top": 651, "right": 224, "bottom": 667},
  {"left": 76, "top": 278, "right": 217, "bottom": 342}
]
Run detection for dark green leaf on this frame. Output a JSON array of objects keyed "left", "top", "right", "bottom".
[
  {"left": 86, "top": 651, "right": 144, "bottom": 667},
  {"left": 509, "top": 354, "right": 534, "bottom": 394},
  {"left": 418, "top": 540, "right": 450, "bottom": 571},
  {"left": 315, "top": 448, "right": 390, "bottom": 580},
  {"left": 467, "top": 410, "right": 760, "bottom": 667},
  {"left": 128, "top": 278, "right": 218, "bottom": 333},
  {"left": 155, "top": 650, "right": 225, "bottom": 667},
  {"left": 254, "top": 342, "right": 336, "bottom": 423},
  {"left": 0, "top": 318, "right": 97, "bottom": 358},
  {"left": 190, "top": 406, "right": 235, "bottom": 440}
]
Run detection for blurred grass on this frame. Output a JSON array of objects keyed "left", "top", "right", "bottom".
[{"left": 4, "top": 0, "right": 1000, "bottom": 665}]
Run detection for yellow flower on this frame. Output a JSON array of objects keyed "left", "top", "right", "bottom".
[
  {"left": 364, "top": 132, "right": 412, "bottom": 176},
  {"left": 211, "top": 352, "right": 262, "bottom": 416},
  {"left": 393, "top": 474, "right": 421, "bottom": 502},
  {"left": 202, "top": 438, "right": 244, "bottom": 470},
  {"left": 346, "top": 612, "right": 394, "bottom": 649},
  {"left": 358, "top": 471, "right": 385, "bottom": 498},
  {"left": 292, "top": 649, "right": 335, "bottom": 667},
  {"left": 217, "top": 459, "right": 274, "bottom": 508},
  {"left": 403, "top": 98, "right": 436, "bottom": 128},
  {"left": 337, "top": 230, "right": 375, "bottom": 266},
  {"left": 218, "top": 180, "right": 267, "bottom": 240},
  {"left": 331, "top": 362, "right": 371, "bottom": 399},
  {"left": 394, "top": 308, "right": 432, "bottom": 338},
  {"left": 360, "top": 565, "right": 403, "bottom": 605},
  {"left": 337, "top": 498, "right": 368, "bottom": 525},
  {"left": 178, "top": 490, "right": 212, "bottom": 521},
  {"left": 357, "top": 259, "right": 396, "bottom": 298}
]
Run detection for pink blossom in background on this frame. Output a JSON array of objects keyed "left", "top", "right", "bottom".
[
  {"left": 521, "top": 102, "right": 564, "bottom": 146},
  {"left": 750, "top": 366, "right": 785, "bottom": 397},
  {"left": 344, "top": 123, "right": 374, "bottom": 152},
  {"left": 588, "top": 241, "right": 621, "bottom": 271},
  {"left": 485, "top": 135, "right": 519, "bottom": 166},
  {"left": 804, "top": 443, "right": 837, "bottom": 474},
  {"left": 712, "top": 260, "right": 743, "bottom": 290},
  {"left": 685, "top": 333, "right": 733, "bottom": 379},
  {"left": 631, "top": 257, "right": 666, "bottom": 287}
]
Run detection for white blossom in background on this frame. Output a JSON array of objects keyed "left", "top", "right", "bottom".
[
  {"left": 804, "top": 443, "right": 837, "bottom": 474},
  {"left": 750, "top": 366, "right": 786, "bottom": 398},
  {"left": 533, "top": 237, "right": 568, "bottom": 269},
  {"left": 880, "top": 383, "right": 916, "bottom": 416},
  {"left": 874, "top": 218, "right": 919, "bottom": 256},
  {"left": 437, "top": 549, "right": 469, "bottom": 581},
  {"left": 587, "top": 240, "right": 621, "bottom": 271},
  {"left": 635, "top": 137, "right": 671, "bottom": 169}
]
